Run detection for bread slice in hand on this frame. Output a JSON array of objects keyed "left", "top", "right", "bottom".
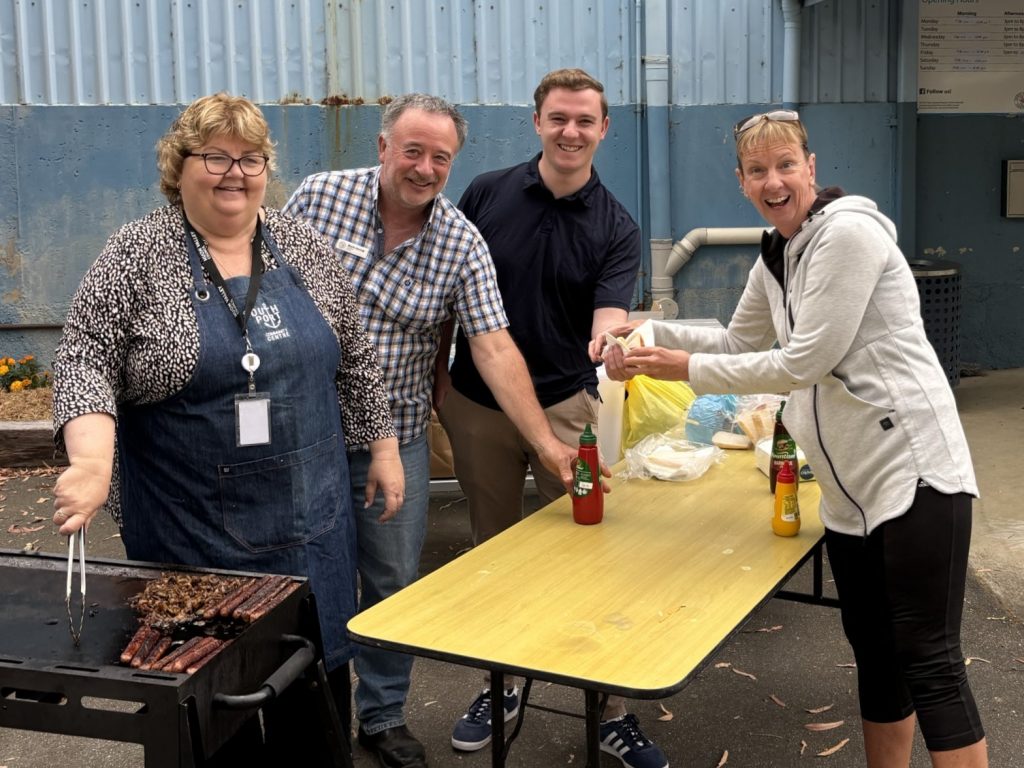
[{"left": 604, "top": 328, "right": 645, "bottom": 352}]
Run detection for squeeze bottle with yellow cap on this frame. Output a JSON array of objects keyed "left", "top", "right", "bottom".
[{"left": 772, "top": 460, "right": 800, "bottom": 537}]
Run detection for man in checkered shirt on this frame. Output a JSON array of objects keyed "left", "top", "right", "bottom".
[{"left": 284, "top": 93, "right": 578, "bottom": 768}]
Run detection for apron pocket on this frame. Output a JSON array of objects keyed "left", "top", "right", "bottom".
[{"left": 219, "top": 434, "right": 343, "bottom": 552}]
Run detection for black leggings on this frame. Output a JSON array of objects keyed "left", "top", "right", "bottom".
[{"left": 824, "top": 483, "right": 985, "bottom": 752}]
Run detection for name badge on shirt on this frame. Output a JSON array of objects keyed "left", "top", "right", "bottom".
[
  {"left": 336, "top": 239, "right": 370, "bottom": 259},
  {"left": 235, "top": 392, "right": 272, "bottom": 446}
]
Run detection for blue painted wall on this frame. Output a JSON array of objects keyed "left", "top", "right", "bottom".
[
  {"left": 0, "top": 104, "right": 640, "bottom": 367},
  {"left": 916, "top": 115, "right": 1024, "bottom": 369},
  {"left": 666, "top": 102, "right": 898, "bottom": 327},
  {"left": 2, "top": 103, "right": 1022, "bottom": 370}
]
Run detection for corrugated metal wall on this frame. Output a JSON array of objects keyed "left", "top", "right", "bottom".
[
  {"left": 325, "top": 0, "right": 636, "bottom": 105},
  {"left": 800, "top": 0, "right": 894, "bottom": 103},
  {"left": 0, "top": 0, "right": 636, "bottom": 106},
  {"left": 670, "top": 0, "right": 894, "bottom": 106},
  {"left": 671, "top": 0, "right": 777, "bottom": 106},
  {"left": 0, "top": 0, "right": 892, "bottom": 107},
  {"left": 0, "top": 0, "right": 328, "bottom": 104}
]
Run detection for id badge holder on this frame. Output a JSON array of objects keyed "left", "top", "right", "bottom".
[{"left": 235, "top": 392, "right": 272, "bottom": 446}]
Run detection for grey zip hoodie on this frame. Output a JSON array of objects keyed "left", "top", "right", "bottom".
[{"left": 653, "top": 194, "right": 977, "bottom": 535}]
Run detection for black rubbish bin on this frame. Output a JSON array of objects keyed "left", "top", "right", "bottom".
[{"left": 909, "top": 258, "right": 961, "bottom": 388}]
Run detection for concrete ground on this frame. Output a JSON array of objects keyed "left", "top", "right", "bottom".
[{"left": 1, "top": 369, "right": 1022, "bottom": 767}]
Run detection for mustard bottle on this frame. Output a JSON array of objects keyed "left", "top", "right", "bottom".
[{"left": 772, "top": 460, "right": 800, "bottom": 537}]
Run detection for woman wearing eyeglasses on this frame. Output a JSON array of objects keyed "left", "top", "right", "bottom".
[
  {"left": 599, "top": 110, "right": 987, "bottom": 767},
  {"left": 50, "top": 93, "right": 402, "bottom": 756}
]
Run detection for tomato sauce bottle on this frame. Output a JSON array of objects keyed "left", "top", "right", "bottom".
[
  {"left": 769, "top": 400, "right": 798, "bottom": 495},
  {"left": 571, "top": 423, "right": 603, "bottom": 525}
]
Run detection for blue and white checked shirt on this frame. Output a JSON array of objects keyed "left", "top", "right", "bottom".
[{"left": 284, "top": 166, "right": 508, "bottom": 445}]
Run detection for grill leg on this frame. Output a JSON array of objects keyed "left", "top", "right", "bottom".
[
  {"left": 176, "top": 697, "right": 201, "bottom": 768},
  {"left": 321, "top": 661, "right": 354, "bottom": 768},
  {"left": 258, "top": 660, "right": 351, "bottom": 767}
]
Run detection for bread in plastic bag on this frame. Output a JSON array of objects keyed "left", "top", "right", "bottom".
[
  {"left": 621, "top": 426, "right": 725, "bottom": 482},
  {"left": 734, "top": 394, "right": 786, "bottom": 444}
]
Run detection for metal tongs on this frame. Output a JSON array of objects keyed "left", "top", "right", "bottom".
[{"left": 66, "top": 529, "right": 86, "bottom": 646}]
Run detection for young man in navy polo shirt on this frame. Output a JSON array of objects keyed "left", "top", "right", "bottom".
[{"left": 436, "top": 68, "right": 667, "bottom": 768}]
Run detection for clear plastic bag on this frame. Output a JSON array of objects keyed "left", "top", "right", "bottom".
[
  {"left": 620, "top": 426, "right": 725, "bottom": 482},
  {"left": 733, "top": 393, "right": 787, "bottom": 444},
  {"left": 684, "top": 394, "right": 739, "bottom": 444}
]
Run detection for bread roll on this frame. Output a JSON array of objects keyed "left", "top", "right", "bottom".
[{"left": 712, "top": 431, "right": 752, "bottom": 450}]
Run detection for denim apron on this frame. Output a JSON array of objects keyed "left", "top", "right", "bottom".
[{"left": 118, "top": 221, "right": 356, "bottom": 669}]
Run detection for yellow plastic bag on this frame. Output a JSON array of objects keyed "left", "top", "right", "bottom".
[{"left": 622, "top": 375, "right": 697, "bottom": 451}]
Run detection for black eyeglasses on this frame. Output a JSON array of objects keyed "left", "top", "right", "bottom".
[
  {"left": 733, "top": 109, "right": 801, "bottom": 139},
  {"left": 185, "top": 152, "right": 269, "bottom": 176}
]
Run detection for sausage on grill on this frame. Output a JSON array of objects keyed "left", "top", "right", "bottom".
[
  {"left": 184, "top": 638, "right": 227, "bottom": 674},
  {"left": 205, "top": 576, "right": 260, "bottom": 619},
  {"left": 139, "top": 636, "right": 174, "bottom": 670},
  {"left": 151, "top": 636, "right": 206, "bottom": 672},
  {"left": 169, "top": 636, "right": 220, "bottom": 673},
  {"left": 232, "top": 576, "right": 287, "bottom": 621},
  {"left": 120, "top": 624, "right": 155, "bottom": 665},
  {"left": 246, "top": 580, "right": 301, "bottom": 622},
  {"left": 129, "top": 627, "right": 162, "bottom": 668}
]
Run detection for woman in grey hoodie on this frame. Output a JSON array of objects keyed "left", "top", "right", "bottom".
[{"left": 599, "top": 112, "right": 987, "bottom": 768}]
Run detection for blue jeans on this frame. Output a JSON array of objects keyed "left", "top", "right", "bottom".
[{"left": 349, "top": 434, "right": 430, "bottom": 734}]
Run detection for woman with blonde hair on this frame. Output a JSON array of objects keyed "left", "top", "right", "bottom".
[{"left": 599, "top": 110, "right": 987, "bottom": 768}]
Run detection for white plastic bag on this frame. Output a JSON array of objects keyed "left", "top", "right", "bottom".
[{"left": 620, "top": 426, "right": 725, "bottom": 482}]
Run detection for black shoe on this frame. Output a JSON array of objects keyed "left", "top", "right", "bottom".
[{"left": 357, "top": 724, "right": 428, "bottom": 768}]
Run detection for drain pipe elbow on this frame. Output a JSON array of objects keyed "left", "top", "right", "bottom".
[
  {"left": 663, "top": 226, "right": 766, "bottom": 275},
  {"left": 665, "top": 229, "right": 707, "bottom": 277},
  {"left": 650, "top": 227, "right": 766, "bottom": 313}
]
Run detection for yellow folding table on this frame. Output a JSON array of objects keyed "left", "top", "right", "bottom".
[{"left": 349, "top": 454, "right": 837, "bottom": 767}]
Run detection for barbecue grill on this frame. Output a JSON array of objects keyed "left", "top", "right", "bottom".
[{"left": 0, "top": 548, "right": 350, "bottom": 767}]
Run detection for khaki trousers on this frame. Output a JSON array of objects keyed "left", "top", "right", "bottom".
[{"left": 438, "top": 385, "right": 599, "bottom": 546}]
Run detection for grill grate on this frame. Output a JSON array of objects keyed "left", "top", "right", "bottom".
[{"left": 0, "top": 549, "right": 345, "bottom": 767}]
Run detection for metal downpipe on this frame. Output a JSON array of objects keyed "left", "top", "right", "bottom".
[
  {"left": 781, "top": 0, "right": 802, "bottom": 110},
  {"left": 643, "top": 0, "right": 672, "bottom": 312}
]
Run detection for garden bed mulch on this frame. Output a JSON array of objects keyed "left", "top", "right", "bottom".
[{"left": 0, "top": 389, "right": 66, "bottom": 467}]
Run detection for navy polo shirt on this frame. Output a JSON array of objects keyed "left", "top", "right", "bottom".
[{"left": 449, "top": 153, "right": 641, "bottom": 409}]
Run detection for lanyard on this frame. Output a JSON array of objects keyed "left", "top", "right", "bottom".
[{"left": 183, "top": 213, "right": 266, "bottom": 390}]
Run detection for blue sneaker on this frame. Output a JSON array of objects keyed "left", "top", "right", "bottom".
[
  {"left": 451, "top": 687, "right": 520, "bottom": 751},
  {"left": 599, "top": 713, "right": 669, "bottom": 768}
]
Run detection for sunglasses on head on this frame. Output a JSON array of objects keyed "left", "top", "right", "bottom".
[{"left": 733, "top": 109, "right": 801, "bottom": 139}]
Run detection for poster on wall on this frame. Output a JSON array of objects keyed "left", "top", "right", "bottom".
[{"left": 918, "top": 0, "right": 1024, "bottom": 113}]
